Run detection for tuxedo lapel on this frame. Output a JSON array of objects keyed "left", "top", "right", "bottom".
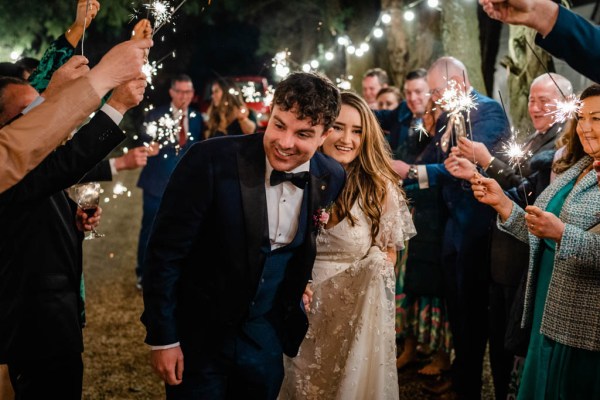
[{"left": 237, "top": 135, "right": 268, "bottom": 273}]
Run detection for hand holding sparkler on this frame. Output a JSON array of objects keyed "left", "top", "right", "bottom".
[
  {"left": 114, "top": 146, "right": 149, "bottom": 170},
  {"left": 479, "top": 0, "right": 559, "bottom": 36},
  {"left": 87, "top": 38, "right": 153, "bottom": 96},
  {"left": 132, "top": 18, "right": 153, "bottom": 40},
  {"left": 42, "top": 56, "right": 90, "bottom": 99},
  {"left": 457, "top": 137, "right": 493, "bottom": 168},
  {"left": 470, "top": 173, "right": 514, "bottom": 220},
  {"left": 524, "top": 205, "right": 565, "bottom": 242},
  {"left": 391, "top": 160, "right": 411, "bottom": 179},
  {"left": 445, "top": 153, "right": 478, "bottom": 181},
  {"left": 107, "top": 73, "right": 148, "bottom": 115},
  {"left": 66, "top": 0, "right": 101, "bottom": 48}
]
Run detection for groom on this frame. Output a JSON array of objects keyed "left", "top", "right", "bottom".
[{"left": 141, "top": 72, "right": 345, "bottom": 399}]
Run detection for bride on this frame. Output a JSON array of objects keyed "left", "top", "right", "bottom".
[{"left": 280, "top": 91, "right": 416, "bottom": 399}]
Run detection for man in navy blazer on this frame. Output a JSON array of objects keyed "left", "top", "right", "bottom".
[
  {"left": 135, "top": 74, "right": 203, "bottom": 286},
  {"left": 141, "top": 72, "right": 345, "bottom": 399},
  {"left": 480, "top": 0, "right": 600, "bottom": 83},
  {"left": 399, "top": 57, "right": 509, "bottom": 398}
]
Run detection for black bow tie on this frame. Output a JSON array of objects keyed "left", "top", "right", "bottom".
[{"left": 270, "top": 170, "right": 310, "bottom": 188}]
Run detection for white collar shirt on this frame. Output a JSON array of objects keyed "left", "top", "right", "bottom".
[{"left": 265, "top": 158, "right": 310, "bottom": 250}]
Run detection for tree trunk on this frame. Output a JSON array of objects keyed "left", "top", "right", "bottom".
[
  {"left": 441, "top": 0, "right": 485, "bottom": 93},
  {"left": 381, "top": 1, "right": 441, "bottom": 88}
]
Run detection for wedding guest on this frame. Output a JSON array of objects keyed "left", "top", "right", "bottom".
[
  {"left": 0, "top": 74, "right": 147, "bottom": 400},
  {"left": 397, "top": 57, "right": 509, "bottom": 398},
  {"left": 134, "top": 73, "right": 203, "bottom": 289},
  {"left": 141, "top": 72, "right": 345, "bottom": 399},
  {"left": 0, "top": 38, "right": 152, "bottom": 193},
  {"left": 445, "top": 72, "right": 572, "bottom": 400},
  {"left": 280, "top": 91, "right": 415, "bottom": 399},
  {"left": 204, "top": 78, "right": 256, "bottom": 138},
  {"left": 471, "top": 83, "right": 600, "bottom": 400},
  {"left": 362, "top": 67, "right": 389, "bottom": 109},
  {"left": 376, "top": 86, "right": 401, "bottom": 111}
]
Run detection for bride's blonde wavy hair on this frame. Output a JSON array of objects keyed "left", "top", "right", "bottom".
[{"left": 332, "top": 91, "right": 404, "bottom": 240}]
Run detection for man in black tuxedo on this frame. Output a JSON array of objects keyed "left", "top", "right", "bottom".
[
  {"left": 0, "top": 73, "right": 147, "bottom": 399},
  {"left": 141, "top": 72, "right": 345, "bottom": 399}
]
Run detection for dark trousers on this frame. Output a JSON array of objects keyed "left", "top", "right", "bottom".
[
  {"left": 166, "top": 333, "right": 284, "bottom": 400},
  {"left": 136, "top": 192, "right": 162, "bottom": 279},
  {"left": 443, "top": 233, "right": 490, "bottom": 399},
  {"left": 8, "top": 353, "right": 83, "bottom": 400},
  {"left": 488, "top": 281, "right": 518, "bottom": 400}
]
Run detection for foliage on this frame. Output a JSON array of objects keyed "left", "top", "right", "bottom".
[{"left": 0, "top": 0, "right": 207, "bottom": 60}]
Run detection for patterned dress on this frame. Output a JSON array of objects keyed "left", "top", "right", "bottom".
[{"left": 280, "top": 184, "right": 416, "bottom": 400}]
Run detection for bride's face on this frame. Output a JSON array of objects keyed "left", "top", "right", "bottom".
[{"left": 322, "top": 104, "right": 362, "bottom": 168}]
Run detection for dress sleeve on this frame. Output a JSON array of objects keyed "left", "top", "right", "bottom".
[{"left": 374, "top": 182, "right": 417, "bottom": 250}]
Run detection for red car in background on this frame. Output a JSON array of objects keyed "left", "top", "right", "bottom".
[{"left": 195, "top": 76, "right": 272, "bottom": 128}]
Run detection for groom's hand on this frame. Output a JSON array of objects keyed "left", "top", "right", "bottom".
[{"left": 151, "top": 346, "right": 184, "bottom": 385}]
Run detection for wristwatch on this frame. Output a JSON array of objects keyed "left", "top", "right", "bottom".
[{"left": 407, "top": 165, "right": 418, "bottom": 180}]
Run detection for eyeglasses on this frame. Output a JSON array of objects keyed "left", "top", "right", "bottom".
[{"left": 172, "top": 89, "right": 194, "bottom": 95}]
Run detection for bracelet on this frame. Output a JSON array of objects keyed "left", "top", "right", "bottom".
[{"left": 484, "top": 156, "right": 495, "bottom": 171}]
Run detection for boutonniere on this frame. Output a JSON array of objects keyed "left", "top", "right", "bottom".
[{"left": 313, "top": 203, "right": 333, "bottom": 233}]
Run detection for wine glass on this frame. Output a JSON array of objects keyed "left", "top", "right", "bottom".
[{"left": 72, "top": 182, "right": 105, "bottom": 240}]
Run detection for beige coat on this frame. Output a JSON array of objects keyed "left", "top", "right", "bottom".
[{"left": 0, "top": 76, "right": 100, "bottom": 193}]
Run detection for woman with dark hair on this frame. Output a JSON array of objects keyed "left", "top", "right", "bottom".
[
  {"left": 281, "top": 91, "right": 415, "bottom": 399},
  {"left": 471, "top": 84, "right": 600, "bottom": 399},
  {"left": 205, "top": 79, "right": 256, "bottom": 138}
]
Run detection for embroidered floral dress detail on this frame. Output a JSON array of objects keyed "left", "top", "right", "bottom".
[{"left": 281, "top": 184, "right": 416, "bottom": 400}]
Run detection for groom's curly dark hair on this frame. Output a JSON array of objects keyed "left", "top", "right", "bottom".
[{"left": 272, "top": 72, "right": 341, "bottom": 131}]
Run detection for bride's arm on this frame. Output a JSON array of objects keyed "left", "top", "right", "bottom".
[{"left": 386, "top": 247, "right": 397, "bottom": 265}]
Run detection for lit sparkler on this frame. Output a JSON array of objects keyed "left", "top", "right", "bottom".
[
  {"left": 435, "top": 79, "right": 477, "bottom": 116},
  {"left": 143, "top": 110, "right": 184, "bottom": 155},
  {"left": 501, "top": 131, "right": 532, "bottom": 205},
  {"left": 546, "top": 94, "right": 582, "bottom": 124}
]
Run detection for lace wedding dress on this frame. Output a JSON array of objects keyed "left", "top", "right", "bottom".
[{"left": 280, "top": 185, "right": 416, "bottom": 400}]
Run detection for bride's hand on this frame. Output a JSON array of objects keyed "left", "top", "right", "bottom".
[{"left": 302, "top": 283, "right": 313, "bottom": 313}]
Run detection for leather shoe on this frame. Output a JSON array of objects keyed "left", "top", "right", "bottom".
[{"left": 422, "top": 377, "right": 452, "bottom": 395}]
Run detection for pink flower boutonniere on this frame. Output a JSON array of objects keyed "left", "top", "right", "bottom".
[{"left": 313, "top": 203, "right": 333, "bottom": 233}]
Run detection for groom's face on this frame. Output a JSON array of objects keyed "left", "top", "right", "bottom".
[{"left": 264, "top": 105, "right": 331, "bottom": 172}]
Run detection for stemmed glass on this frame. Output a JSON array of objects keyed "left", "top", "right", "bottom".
[{"left": 72, "top": 182, "right": 105, "bottom": 240}]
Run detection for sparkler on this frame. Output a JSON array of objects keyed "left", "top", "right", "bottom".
[
  {"left": 81, "top": 0, "right": 91, "bottom": 56},
  {"left": 546, "top": 94, "right": 582, "bottom": 124},
  {"left": 143, "top": 110, "right": 184, "bottom": 156},
  {"left": 497, "top": 91, "right": 531, "bottom": 205}
]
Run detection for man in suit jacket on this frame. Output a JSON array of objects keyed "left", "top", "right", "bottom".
[
  {"left": 141, "top": 72, "right": 345, "bottom": 399},
  {"left": 480, "top": 0, "right": 600, "bottom": 83},
  {"left": 398, "top": 57, "right": 509, "bottom": 398},
  {"left": 0, "top": 38, "right": 151, "bottom": 194},
  {"left": 134, "top": 74, "right": 203, "bottom": 286},
  {"left": 0, "top": 76, "right": 146, "bottom": 399}
]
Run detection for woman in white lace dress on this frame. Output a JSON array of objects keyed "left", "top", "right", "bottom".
[{"left": 280, "top": 91, "right": 416, "bottom": 399}]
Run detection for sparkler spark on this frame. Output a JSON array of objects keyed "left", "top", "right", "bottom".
[
  {"left": 500, "top": 132, "right": 532, "bottom": 205},
  {"left": 143, "top": 109, "right": 185, "bottom": 155},
  {"left": 546, "top": 94, "right": 582, "bottom": 124},
  {"left": 435, "top": 79, "right": 477, "bottom": 116}
]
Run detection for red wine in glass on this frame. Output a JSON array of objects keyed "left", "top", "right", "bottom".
[{"left": 83, "top": 207, "right": 97, "bottom": 218}]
